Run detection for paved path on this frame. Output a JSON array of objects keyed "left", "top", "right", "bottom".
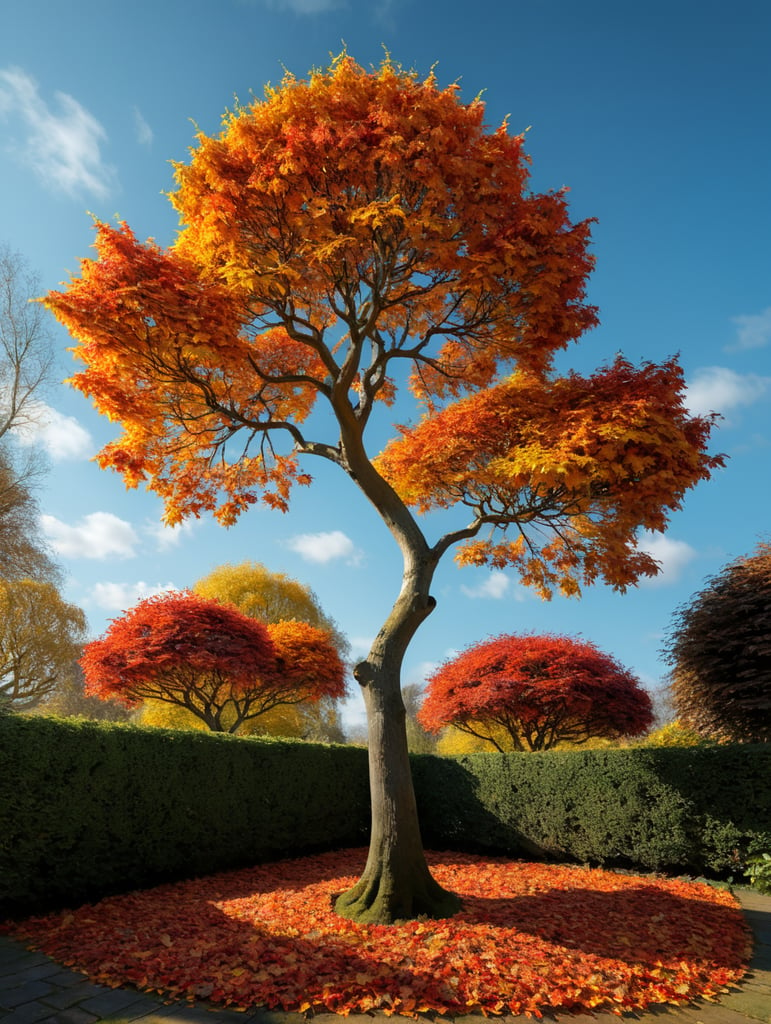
[{"left": 1, "top": 889, "right": 768, "bottom": 1024}]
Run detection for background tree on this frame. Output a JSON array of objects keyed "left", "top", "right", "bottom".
[
  {"left": 45, "top": 56, "right": 722, "bottom": 923},
  {"left": 82, "top": 590, "right": 346, "bottom": 733},
  {"left": 32, "top": 662, "right": 134, "bottom": 723},
  {"left": 419, "top": 634, "right": 654, "bottom": 751},
  {"left": 193, "top": 559, "right": 349, "bottom": 740},
  {"left": 194, "top": 560, "right": 349, "bottom": 659},
  {"left": 663, "top": 541, "right": 771, "bottom": 743},
  {"left": 0, "top": 579, "right": 88, "bottom": 711},
  {"left": 0, "top": 244, "right": 60, "bottom": 583},
  {"left": 402, "top": 682, "right": 438, "bottom": 754},
  {"left": 0, "top": 243, "right": 54, "bottom": 444}
]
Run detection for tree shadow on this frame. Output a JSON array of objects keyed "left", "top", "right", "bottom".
[
  {"left": 458, "top": 884, "right": 749, "bottom": 968},
  {"left": 8, "top": 849, "right": 751, "bottom": 1018}
]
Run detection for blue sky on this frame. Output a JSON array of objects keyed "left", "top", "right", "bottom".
[{"left": 1, "top": 0, "right": 769, "bottom": 731}]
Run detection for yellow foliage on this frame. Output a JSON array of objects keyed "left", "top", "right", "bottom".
[
  {"left": 0, "top": 579, "right": 87, "bottom": 711},
  {"left": 137, "top": 699, "right": 306, "bottom": 737},
  {"left": 193, "top": 560, "right": 348, "bottom": 658},
  {"left": 638, "top": 720, "right": 707, "bottom": 747},
  {"left": 436, "top": 724, "right": 513, "bottom": 755}
]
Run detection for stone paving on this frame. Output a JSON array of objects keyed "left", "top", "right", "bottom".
[{"left": 1, "top": 889, "right": 768, "bottom": 1024}]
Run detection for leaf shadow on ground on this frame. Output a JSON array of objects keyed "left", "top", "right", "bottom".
[{"left": 4, "top": 848, "right": 753, "bottom": 1017}]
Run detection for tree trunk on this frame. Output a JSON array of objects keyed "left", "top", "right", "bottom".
[{"left": 334, "top": 586, "right": 462, "bottom": 924}]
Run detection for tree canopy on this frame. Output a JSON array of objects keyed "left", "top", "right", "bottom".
[
  {"left": 193, "top": 560, "right": 349, "bottom": 659},
  {"left": 419, "top": 633, "right": 654, "bottom": 751},
  {"left": 81, "top": 590, "right": 346, "bottom": 733},
  {"left": 0, "top": 579, "right": 87, "bottom": 711},
  {"left": 44, "top": 55, "right": 723, "bottom": 923},
  {"left": 664, "top": 541, "right": 771, "bottom": 743},
  {"left": 0, "top": 243, "right": 55, "bottom": 445}
]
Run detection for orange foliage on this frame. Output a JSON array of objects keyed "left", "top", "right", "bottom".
[
  {"left": 5, "top": 848, "right": 750, "bottom": 1017},
  {"left": 376, "top": 359, "right": 723, "bottom": 596},
  {"left": 44, "top": 55, "right": 606, "bottom": 535},
  {"left": 43, "top": 55, "right": 721, "bottom": 587}
]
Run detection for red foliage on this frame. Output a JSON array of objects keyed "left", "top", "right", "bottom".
[
  {"left": 4, "top": 849, "right": 750, "bottom": 1017},
  {"left": 418, "top": 634, "right": 654, "bottom": 750},
  {"left": 80, "top": 591, "right": 345, "bottom": 732}
]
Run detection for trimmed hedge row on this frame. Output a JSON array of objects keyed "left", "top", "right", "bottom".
[
  {"left": 0, "top": 715, "right": 370, "bottom": 916},
  {"left": 2, "top": 715, "right": 770, "bottom": 917},
  {"left": 413, "top": 745, "right": 771, "bottom": 874}
]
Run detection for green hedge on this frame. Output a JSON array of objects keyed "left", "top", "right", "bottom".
[
  {"left": 0, "top": 715, "right": 370, "bottom": 916},
  {"left": 3, "top": 715, "right": 770, "bottom": 918},
  {"left": 412, "top": 745, "right": 771, "bottom": 874}
]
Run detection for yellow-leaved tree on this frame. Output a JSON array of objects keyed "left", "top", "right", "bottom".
[
  {"left": 0, "top": 579, "right": 87, "bottom": 711},
  {"left": 192, "top": 560, "right": 347, "bottom": 741}
]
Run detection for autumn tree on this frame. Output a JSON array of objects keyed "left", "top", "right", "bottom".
[
  {"left": 45, "top": 56, "right": 722, "bottom": 923},
  {"left": 82, "top": 590, "right": 346, "bottom": 733},
  {"left": 663, "top": 541, "right": 771, "bottom": 743},
  {"left": 194, "top": 560, "right": 349, "bottom": 658},
  {"left": 418, "top": 633, "right": 653, "bottom": 751},
  {"left": 0, "top": 579, "right": 87, "bottom": 711},
  {"left": 193, "top": 559, "right": 349, "bottom": 740}
]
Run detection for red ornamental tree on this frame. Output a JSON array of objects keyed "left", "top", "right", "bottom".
[
  {"left": 46, "top": 56, "right": 722, "bottom": 923},
  {"left": 419, "top": 633, "right": 654, "bottom": 751},
  {"left": 81, "top": 591, "right": 345, "bottom": 734}
]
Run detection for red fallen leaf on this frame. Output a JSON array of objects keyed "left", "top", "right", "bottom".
[{"left": 2, "top": 849, "right": 752, "bottom": 1018}]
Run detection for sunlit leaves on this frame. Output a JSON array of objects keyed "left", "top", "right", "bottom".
[
  {"left": 376, "top": 357, "right": 724, "bottom": 596},
  {"left": 44, "top": 55, "right": 600, "bottom": 529},
  {"left": 5, "top": 849, "right": 750, "bottom": 1017},
  {"left": 418, "top": 634, "right": 654, "bottom": 751}
]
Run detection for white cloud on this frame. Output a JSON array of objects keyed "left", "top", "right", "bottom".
[
  {"left": 0, "top": 66, "right": 115, "bottom": 197},
  {"left": 40, "top": 511, "right": 139, "bottom": 560},
  {"left": 684, "top": 366, "right": 770, "bottom": 418},
  {"left": 90, "top": 580, "right": 177, "bottom": 612},
  {"left": 461, "top": 570, "right": 511, "bottom": 599},
  {"left": 143, "top": 517, "right": 196, "bottom": 551},
  {"left": 285, "top": 529, "right": 363, "bottom": 565},
  {"left": 405, "top": 660, "right": 441, "bottom": 686},
  {"left": 637, "top": 531, "right": 698, "bottom": 587},
  {"left": 729, "top": 306, "right": 771, "bottom": 351},
  {"left": 11, "top": 401, "right": 94, "bottom": 460},
  {"left": 132, "top": 106, "right": 153, "bottom": 146}
]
